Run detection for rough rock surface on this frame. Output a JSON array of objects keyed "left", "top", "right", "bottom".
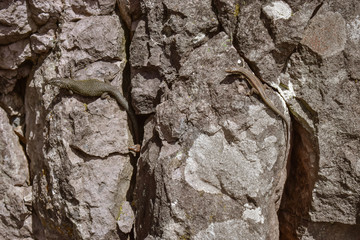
[
  {"left": 0, "top": 0, "right": 359, "bottom": 239},
  {"left": 24, "top": 11, "right": 134, "bottom": 239},
  {"left": 131, "top": 0, "right": 360, "bottom": 239},
  {"left": 132, "top": 1, "right": 289, "bottom": 239},
  {"left": 278, "top": 3, "right": 360, "bottom": 239},
  {"left": 0, "top": 0, "right": 37, "bottom": 44},
  {"left": 0, "top": 107, "right": 32, "bottom": 240}
]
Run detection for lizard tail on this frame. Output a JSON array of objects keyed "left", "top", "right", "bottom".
[{"left": 110, "top": 90, "right": 141, "bottom": 150}]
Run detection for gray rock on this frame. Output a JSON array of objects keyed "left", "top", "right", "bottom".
[
  {"left": 215, "top": 0, "right": 317, "bottom": 83},
  {"left": 0, "top": 107, "right": 32, "bottom": 240},
  {"left": 0, "top": 39, "right": 32, "bottom": 70},
  {"left": 116, "top": 201, "right": 135, "bottom": 234},
  {"left": 0, "top": 107, "right": 29, "bottom": 190},
  {"left": 0, "top": 39, "right": 33, "bottom": 94},
  {"left": 30, "top": 29, "right": 56, "bottom": 54},
  {"left": 130, "top": 0, "right": 218, "bottom": 114},
  {"left": 278, "top": 3, "right": 360, "bottom": 239},
  {"left": 0, "top": 0, "right": 359, "bottom": 239},
  {"left": 28, "top": 0, "right": 63, "bottom": 25},
  {"left": 133, "top": 1, "right": 360, "bottom": 239},
  {"left": 63, "top": 0, "right": 116, "bottom": 20},
  {"left": 59, "top": 15, "right": 125, "bottom": 67},
  {"left": 25, "top": 12, "right": 134, "bottom": 238},
  {"left": 0, "top": 90, "right": 24, "bottom": 118},
  {"left": 0, "top": 0, "right": 37, "bottom": 44},
  {"left": 134, "top": 32, "right": 288, "bottom": 239}
]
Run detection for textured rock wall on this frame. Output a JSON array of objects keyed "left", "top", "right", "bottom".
[{"left": 0, "top": 0, "right": 359, "bottom": 239}]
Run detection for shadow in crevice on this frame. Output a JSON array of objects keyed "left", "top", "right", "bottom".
[{"left": 278, "top": 120, "right": 320, "bottom": 240}]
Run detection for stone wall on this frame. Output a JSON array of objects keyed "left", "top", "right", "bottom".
[{"left": 0, "top": 0, "right": 359, "bottom": 239}]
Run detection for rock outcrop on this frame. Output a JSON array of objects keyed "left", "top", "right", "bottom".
[{"left": 0, "top": 0, "right": 359, "bottom": 239}]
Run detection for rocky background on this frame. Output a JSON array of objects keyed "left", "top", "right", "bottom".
[{"left": 0, "top": 0, "right": 359, "bottom": 239}]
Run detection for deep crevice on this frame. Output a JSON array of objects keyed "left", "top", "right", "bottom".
[
  {"left": 309, "top": 1, "right": 324, "bottom": 19},
  {"left": 278, "top": 119, "right": 320, "bottom": 239},
  {"left": 115, "top": 3, "right": 145, "bottom": 239}
]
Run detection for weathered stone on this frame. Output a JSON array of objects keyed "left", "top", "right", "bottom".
[
  {"left": 301, "top": 12, "right": 346, "bottom": 57},
  {"left": 0, "top": 0, "right": 37, "bottom": 44},
  {"left": 30, "top": 29, "right": 56, "bottom": 54},
  {"left": 116, "top": 0, "right": 132, "bottom": 32},
  {"left": 135, "top": 32, "right": 289, "bottom": 239},
  {"left": 0, "top": 39, "right": 32, "bottom": 70},
  {"left": 130, "top": 0, "right": 218, "bottom": 114},
  {"left": 63, "top": 0, "right": 116, "bottom": 20},
  {"left": 263, "top": 1, "right": 292, "bottom": 21},
  {"left": 0, "top": 39, "right": 33, "bottom": 94},
  {"left": 132, "top": 1, "right": 360, "bottom": 239},
  {"left": 0, "top": 0, "right": 358, "bottom": 239},
  {"left": 59, "top": 15, "right": 125, "bottom": 67},
  {"left": 0, "top": 107, "right": 32, "bottom": 240},
  {"left": 69, "top": 96, "right": 130, "bottom": 157},
  {"left": 25, "top": 11, "right": 133, "bottom": 238},
  {"left": 116, "top": 201, "right": 135, "bottom": 234},
  {"left": 0, "top": 65, "right": 31, "bottom": 95},
  {"left": 28, "top": 58, "right": 134, "bottom": 238},
  {"left": 0, "top": 92, "right": 24, "bottom": 117},
  {"left": 28, "top": 0, "right": 63, "bottom": 25},
  {"left": 213, "top": 0, "right": 238, "bottom": 40},
  {"left": 215, "top": 0, "right": 318, "bottom": 84},
  {"left": 345, "top": 15, "right": 360, "bottom": 80},
  {"left": 262, "top": 1, "right": 315, "bottom": 62},
  {"left": 232, "top": 1, "right": 277, "bottom": 78},
  {"left": 193, "top": 219, "right": 260, "bottom": 240},
  {"left": 0, "top": 107, "right": 28, "bottom": 189},
  {"left": 278, "top": 4, "right": 360, "bottom": 239},
  {"left": 131, "top": 70, "right": 161, "bottom": 114}
]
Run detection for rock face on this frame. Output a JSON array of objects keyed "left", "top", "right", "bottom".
[
  {"left": 0, "top": 107, "right": 32, "bottom": 240},
  {"left": 25, "top": 12, "right": 134, "bottom": 240},
  {"left": 0, "top": 0, "right": 359, "bottom": 239}
]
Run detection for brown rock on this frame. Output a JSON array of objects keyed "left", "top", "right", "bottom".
[{"left": 301, "top": 12, "right": 346, "bottom": 57}]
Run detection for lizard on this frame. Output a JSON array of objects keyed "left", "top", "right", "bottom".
[
  {"left": 225, "top": 67, "right": 291, "bottom": 164},
  {"left": 46, "top": 77, "right": 141, "bottom": 153}
]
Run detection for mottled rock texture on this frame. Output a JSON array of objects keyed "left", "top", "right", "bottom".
[
  {"left": 0, "top": 107, "right": 32, "bottom": 240},
  {"left": 0, "top": 0, "right": 359, "bottom": 239},
  {"left": 132, "top": 0, "right": 360, "bottom": 239},
  {"left": 2, "top": 0, "right": 136, "bottom": 239},
  {"left": 25, "top": 14, "right": 134, "bottom": 240}
]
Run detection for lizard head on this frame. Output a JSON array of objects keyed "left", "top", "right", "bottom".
[{"left": 46, "top": 78, "right": 70, "bottom": 88}]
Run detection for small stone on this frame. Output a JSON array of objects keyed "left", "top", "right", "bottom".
[
  {"left": 116, "top": 201, "right": 135, "bottom": 234},
  {"left": 263, "top": 1, "right": 292, "bottom": 21}
]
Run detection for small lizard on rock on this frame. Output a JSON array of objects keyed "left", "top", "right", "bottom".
[
  {"left": 226, "top": 67, "right": 291, "bottom": 164},
  {"left": 46, "top": 78, "right": 141, "bottom": 153}
]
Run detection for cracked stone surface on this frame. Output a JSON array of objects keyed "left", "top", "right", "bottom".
[{"left": 0, "top": 0, "right": 359, "bottom": 239}]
